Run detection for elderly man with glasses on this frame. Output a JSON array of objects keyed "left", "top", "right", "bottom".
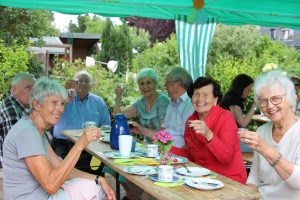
[
  {"left": 239, "top": 70, "right": 300, "bottom": 200},
  {"left": 53, "top": 70, "right": 111, "bottom": 174}
]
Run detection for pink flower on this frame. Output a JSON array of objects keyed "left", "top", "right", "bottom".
[{"left": 152, "top": 130, "right": 174, "bottom": 145}]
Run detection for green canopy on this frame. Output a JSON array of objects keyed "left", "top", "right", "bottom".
[
  {"left": 1, "top": 0, "right": 300, "bottom": 79},
  {"left": 1, "top": 0, "right": 300, "bottom": 29}
]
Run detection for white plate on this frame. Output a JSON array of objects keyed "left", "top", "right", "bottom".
[
  {"left": 104, "top": 151, "right": 136, "bottom": 159},
  {"left": 185, "top": 178, "right": 224, "bottom": 190},
  {"left": 124, "top": 165, "right": 159, "bottom": 175},
  {"left": 176, "top": 167, "right": 211, "bottom": 177},
  {"left": 150, "top": 175, "right": 179, "bottom": 183}
]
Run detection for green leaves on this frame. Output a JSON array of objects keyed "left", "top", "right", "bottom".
[{"left": 0, "top": 40, "right": 30, "bottom": 99}]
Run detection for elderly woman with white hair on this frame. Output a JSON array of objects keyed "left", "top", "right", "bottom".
[
  {"left": 239, "top": 70, "right": 300, "bottom": 199},
  {"left": 3, "top": 77, "right": 115, "bottom": 200},
  {"left": 114, "top": 67, "right": 170, "bottom": 141}
]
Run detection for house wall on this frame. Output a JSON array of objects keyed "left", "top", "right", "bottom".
[{"left": 259, "top": 27, "right": 300, "bottom": 49}]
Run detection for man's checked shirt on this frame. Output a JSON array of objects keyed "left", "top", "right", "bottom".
[{"left": 0, "top": 94, "right": 28, "bottom": 167}]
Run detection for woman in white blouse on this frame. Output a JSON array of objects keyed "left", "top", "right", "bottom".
[{"left": 239, "top": 70, "right": 300, "bottom": 200}]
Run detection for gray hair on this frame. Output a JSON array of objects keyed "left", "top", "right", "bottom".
[
  {"left": 136, "top": 68, "right": 158, "bottom": 84},
  {"left": 254, "top": 70, "right": 297, "bottom": 111},
  {"left": 11, "top": 72, "right": 35, "bottom": 87},
  {"left": 29, "top": 77, "right": 68, "bottom": 109},
  {"left": 167, "top": 67, "right": 193, "bottom": 90},
  {"left": 74, "top": 70, "right": 93, "bottom": 85}
]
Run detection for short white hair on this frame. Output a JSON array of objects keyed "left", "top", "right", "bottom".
[
  {"left": 29, "top": 77, "right": 68, "bottom": 110},
  {"left": 11, "top": 72, "right": 35, "bottom": 87},
  {"left": 74, "top": 70, "right": 93, "bottom": 84},
  {"left": 254, "top": 70, "right": 297, "bottom": 111}
]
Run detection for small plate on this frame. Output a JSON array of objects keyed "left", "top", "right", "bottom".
[
  {"left": 124, "top": 165, "right": 159, "bottom": 176},
  {"left": 176, "top": 167, "right": 211, "bottom": 177},
  {"left": 150, "top": 175, "right": 179, "bottom": 183},
  {"left": 185, "top": 178, "right": 224, "bottom": 190},
  {"left": 105, "top": 151, "right": 136, "bottom": 159},
  {"left": 170, "top": 156, "right": 188, "bottom": 164}
]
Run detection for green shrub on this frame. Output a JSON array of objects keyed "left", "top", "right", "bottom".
[{"left": 0, "top": 40, "right": 30, "bottom": 99}]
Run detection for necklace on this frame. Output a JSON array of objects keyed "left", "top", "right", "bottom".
[{"left": 146, "top": 93, "right": 157, "bottom": 111}]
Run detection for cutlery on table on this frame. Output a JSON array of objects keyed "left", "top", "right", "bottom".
[
  {"left": 182, "top": 163, "right": 191, "bottom": 173},
  {"left": 191, "top": 180, "right": 219, "bottom": 187}
]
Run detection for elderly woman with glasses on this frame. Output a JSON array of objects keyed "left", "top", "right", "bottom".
[
  {"left": 3, "top": 77, "right": 115, "bottom": 200},
  {"left": 239, "top": 70, "right": 300, "bottom": 199}
]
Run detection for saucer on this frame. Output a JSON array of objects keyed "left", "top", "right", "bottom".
[{"left": 124, "top": 166, "right": 159, "bottom": 176}]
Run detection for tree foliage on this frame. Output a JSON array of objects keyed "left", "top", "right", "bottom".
[
  {"left": 127, "top": 17, "right": 175, "bottom": 43},
  {"left": 68, "top": 14, "right": 90, "bottom": 33},
  {"left": 0, "top": 40, "right": 30, "bottom": 99},
  {"left": 132, "top": 34, "right": 179, "bottom": 89},
  {"left": 207, "top": 25, "right": 300, "bottom": 87},
  {"left": 98, "top": 19, "right": 132, "bottom": 74},
  {"left": 129, "top": 27, "right": 151, "bottom": 54},
  {"left": 0, "top": 7, "right": 58, "bottom": 45}
]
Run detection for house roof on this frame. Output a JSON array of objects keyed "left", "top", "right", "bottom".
[
  {"left": 27, "top": 37, "right": 65, "bottom": 54},
  {"left": 60, "top": 33, "right": 101, "bottom": 40}
]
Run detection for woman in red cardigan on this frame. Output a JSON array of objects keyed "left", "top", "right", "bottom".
[{"left": 171, "top": 76, "right": 247, "bottom": 184}]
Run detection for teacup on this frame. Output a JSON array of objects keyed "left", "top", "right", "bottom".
[
  {"left": 82, "top": 121, "right": 96, "bottom": 129},
  {"left": 158, "top": 165, "right": 173, "bottom": 182},
  {"left": 147, "top": 144, "right": 158, "bottom": 157}
]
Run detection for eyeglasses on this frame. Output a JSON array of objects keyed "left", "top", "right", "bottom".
[
  {"left": 76, "top": 79, "right": 91, "bottom": 85},
  {"left": 258, "top": 94, "right": 286, "bottom": 108},
  {"left": 164, "top": 80, "right": 176, "bottom": 87}
]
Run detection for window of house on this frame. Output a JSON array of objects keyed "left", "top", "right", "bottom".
[
  {"left": 280, "top": 29, "right": 294, "bottom": 40},
  {"left": 270, "top": 29, "right": 276, "bottom": 40}
]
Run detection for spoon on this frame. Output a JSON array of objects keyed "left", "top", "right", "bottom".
[
  {"left": 182, "top": 163, "right": 191, "bottom": 173},
  {"left": 191, "top": 180, "right": 219, "bottom": 187}
]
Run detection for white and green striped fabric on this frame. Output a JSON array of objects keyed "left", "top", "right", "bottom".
[{"left": 176, "top": 17, "right": 216, "bottom": 80}]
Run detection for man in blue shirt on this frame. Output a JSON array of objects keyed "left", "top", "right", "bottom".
[{"left": 53, "top": 70, "right": 110, "bottom": 173}]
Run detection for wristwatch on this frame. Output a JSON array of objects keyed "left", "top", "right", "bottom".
[{"left": 95, "top": 175, "right": 100, "bottom": 185}]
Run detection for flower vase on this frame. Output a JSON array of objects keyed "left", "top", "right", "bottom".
[{"left": 158, "top": 143, "right": 173, "bottom": 165}]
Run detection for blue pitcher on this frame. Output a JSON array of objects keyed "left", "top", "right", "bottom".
[{"left": 110, "top": 113, "right": 130, "bottom": 149}]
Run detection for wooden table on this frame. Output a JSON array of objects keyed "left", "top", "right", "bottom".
[
  {"left": 252, "top": 114, "right": 270, "bottom": 124},
  {"left": 62, "top": 129, "right": 260, "bottom": 200}
]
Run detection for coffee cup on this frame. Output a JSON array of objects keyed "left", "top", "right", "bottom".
[
  {"left": 119, "top": 135, "right": 133, "bottom": 157},
  {"left": 158, "top": 165, "right": 173, "bottom": 182},
  {"left": 82, "top": 121, "right": 96, "bottom": 129},
  {"left": 147, "top": 144, "right": 158, "bottom": 157}
]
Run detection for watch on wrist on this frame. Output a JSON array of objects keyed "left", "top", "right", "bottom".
[{"left": 95, "top": 175, "right": 100, "bottom": 185}]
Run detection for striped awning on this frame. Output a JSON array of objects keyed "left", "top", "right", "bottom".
[{"left": 176, "top": 17, "right": 216, "bottom": 80}]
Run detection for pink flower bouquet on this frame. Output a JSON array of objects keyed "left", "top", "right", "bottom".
[{"left": 152, "top": 130, "right": 174, "bottom": 164}]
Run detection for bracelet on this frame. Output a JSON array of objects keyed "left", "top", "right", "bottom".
[
  {"left": 270, "top": 152, "right": 282, "bottom": 167},
  {"left": 95, "top": 175, "right": 100, "bottom": 185}
]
